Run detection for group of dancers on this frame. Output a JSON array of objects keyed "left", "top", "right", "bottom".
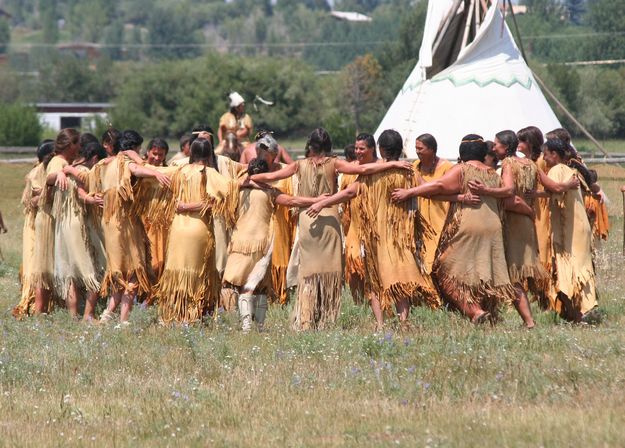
[{"left": 12, "top": 118, "right": 606, "bottom": 331}]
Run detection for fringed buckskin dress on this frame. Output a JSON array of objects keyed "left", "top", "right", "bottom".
[
  {"left": 289, "top": 157, "right": 343, "bottom": 330},
  {"left": 94, "top": 154, "right": 151, "bottom": 297},
  {"left": 354, "top": 169, "right": 439, "bottom": 312},
  {"left": 13, "top": 163, "right": 46, "bottom": 317},
  {"left": 29, "top": 156, "right": 67, "bottom": 305},
  {"left": 547, "top": 163, "right": 598, "bottom": 320},
  {"left": 501, "top": 157, "right": 549, "bottom": 293},
  {"left": 413, "top": 159, "right": 454, "bottom": 275},
  {"left": 339, "top": 172, "right": 365, "bottom": 304},
  {"left": 433, "top": 163, "right": 515, "bottom": 316},
  {"left": 269, "top": 175, "right": 295, "bottom": 305},
  {"left": 223, "top": 187, "right": 278, "bottom": 292},
  {"left": 155, "top": 164, "right": 238, "bottom": 323},
  {"left": 53, "top": 164, "right": 105, "bottom": 300}
]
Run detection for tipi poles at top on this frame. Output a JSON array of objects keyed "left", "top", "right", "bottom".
[
  {"left": 480, "top": 0, "right": 489, "bottom": 14},
  {"left": 432, "top": 0, "right": 464, "bottom": 57},
  {"left": 474, "top": 0, "right": 480, "bottom": 31},
  {"left": 461, "top": 0, "right": 476, "bottom": 50},
  {"left": 505, "top": 0, "right": 609, "bottom": 157}
]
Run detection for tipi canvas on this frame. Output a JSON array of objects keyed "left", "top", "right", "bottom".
[{"left": 375, "top": 0, "right": 561, "bottom": 159}]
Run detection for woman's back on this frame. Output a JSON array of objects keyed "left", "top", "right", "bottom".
[
  {"left": 435, "top": 163, "right": 510, "bottom": 292},
  {"left": 295, "top": 157, "right": 337, "bottom": 197}
]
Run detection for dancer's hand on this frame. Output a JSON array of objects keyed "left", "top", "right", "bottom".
[
  {"left": 155, "top": 171, "right": 171, "bottom": 188},
  {"left": 306, "top": 202, "right": 324, "bottom": 218},
  {"left": 564, "top": 175, "right": 580, "bottom": 190},
  {"left": 55, "top": 171, "right": 69, "bottom": 191},
  {"left": 467, "top": 179, "right": 486, "bottom": 194},
  {"left": 176, "top": 201, "right": 192, "bottom": 213},
  {"left": 84, "top": 194, "right": 104, "bottom": 208},
  {"left": 391, "top": 161, "right": 414, "bottom": 173},
  {"left": 123, "top": 150, "right": 144, "bottom": 165},
  {"left": 461, "top": 192, "right": 481, "bottom": 206},
  {"left": 93, "top": 194, "right": 105, "bottom": 208},
  {"left": 524, "top": 189, "right": 538, "bottom": 199},
  {"left": 391, "top": 188, "right": 411, "bottom": 203}
]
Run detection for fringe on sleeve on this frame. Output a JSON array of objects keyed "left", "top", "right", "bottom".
[
  {"left": 21, "top": 166, "right": 38, "bottom": 214},
  {"left": 206, "top": 168, "right": 240, "bottom": 228},
  {"left": 131, "top": 175, "right": 176, "bottom": 230}
]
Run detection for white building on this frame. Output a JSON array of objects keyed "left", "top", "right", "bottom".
[{"left": 36, "top": 103, "right": 112, "bottom": 132}]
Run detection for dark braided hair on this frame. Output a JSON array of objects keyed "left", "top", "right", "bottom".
[
  {"left": 459, "top": 134, "right": 487, "bottom": 162},
  {"left": 305, "top": 128, "right": 332, "bottom": 156},
  {"left": 495, "top": 130, "right": 518, "bottom": 157}
]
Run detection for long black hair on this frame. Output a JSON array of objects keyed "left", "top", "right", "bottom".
[
  {"left": 119, "top": 130, "right": 143, "bottom": 151},
  {"left": 37, "top": 139, "right": 55, "bottom": 164},
  {"left": 377, "top": 129, "right": 403, "bottom": 161},
  {"left": 459, "top": 134, "right": 487, "bottom": 162},
  {"left": 189, "top": 138, "right": 217, "bottom": 170},
  {"left": 416, "top": 133, "right": 438, "bottom": 154},
  {"left": 102, "top": 128, "right": 122, "bottom": 154},
  {"left": 247, "top": 157, "right": 269, "bottom": 175},
  {"left": 517, "top": 126, "right": 544, "bottom": 161},
  {"left": 305, "top": 128, "right": 332, "bottom": 156},
  {"left": 495, "top": 130, "right": 518, "bottom": 157}
]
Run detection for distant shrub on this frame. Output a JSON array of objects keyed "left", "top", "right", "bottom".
[
  {"left": 0, "top": 103, "right": 43, "bottom": 146},
  {"left": 323, "top": 112, "right": 357, "bottom": 151}
]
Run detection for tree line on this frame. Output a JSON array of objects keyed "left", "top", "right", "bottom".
[{"left": 0, "top": 0, "right": 623, "bottom": 146}]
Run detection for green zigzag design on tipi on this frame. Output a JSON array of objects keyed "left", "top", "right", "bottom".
[
  {"left": 399, "top": 73, "right": 533, "bottom": 94},
  {"left": 431, "top": 74, "right": 533, "bottom": 89}
]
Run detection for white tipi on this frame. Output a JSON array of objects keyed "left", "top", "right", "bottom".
[{"left": 375, "top": 0, "right": 561, "bottom": 159}]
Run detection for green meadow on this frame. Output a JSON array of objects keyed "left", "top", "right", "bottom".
[{"left": 1, "top": 162, "right": 624, "bottom": 447}]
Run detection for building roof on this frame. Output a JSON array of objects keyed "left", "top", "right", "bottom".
[
  {"left": 330, "top": 11, "right": 372, "bottom": 23},
  {"left": 35, "top": 103, "right": 113, "bottom": 113}
]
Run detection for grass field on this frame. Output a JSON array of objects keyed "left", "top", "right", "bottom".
[{"left": 1, "top": 163, "right": 625, "bottom": 447}]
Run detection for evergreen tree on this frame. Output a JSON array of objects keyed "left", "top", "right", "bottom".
[
  {"left": 39, "top": 0, "right": 59, "bottom": 44},
  {"left": 565, "top": 0, "right": 585, "bottom": 25},
  {"left": 146, "top": 6, "right": 202, "bottom": 59},
  {"left": 102, "top": 19, "right": 124, "bottom": 60},
  {"left": 0, "top": 18, "right": 10, "bottom": 54},
  {"left": 587, "top": 0, "right": 625, "bottom": 59}
]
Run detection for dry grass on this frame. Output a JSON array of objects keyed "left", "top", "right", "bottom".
[{"left": 1, "top": 163, "right": 625, "bottom": 447}]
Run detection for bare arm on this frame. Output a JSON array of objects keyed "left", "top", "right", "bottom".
[
  {"left": 63, "top": 165, "right": 88, "bottom": 186},
  {"left": 77, "top": 187, "right": 103, "bottom": 208},
  {"left": 335, "top": 158, "right": 412, "bottom": 175},
  {"left": 538, "top": 169, "right": 579, "bottom": 193},
  {"left": 504, "top": 195, "right": 534, "bottom": 218},
  {"left": 467, "top": 163, "right": 514, "bottom": 198},
  {"left": 129, "top": 163, "right": 171, "bottom": 187},
  {"left": 250, "top": 162, "right": 298, "bottom": 183},
  {"left": 123, "top": 150, "right": 144, "bottom": 165},
  {"left": 278, "top": 145, "right": 294, "bottom": 164},
  {"left": 47, "top": 170, "right": 68, "bottom": 191},
  {"left": 391, "top": 165, "right": 463, "bottom": 202},
  {"left": 177, "top": 201, "right": 209, "bottom": 213},
  {"left": 306, "top": 183, "right": 359, "bottom": 218},
  {"left": 46, "top": 171, "right": 58, "bottom": 186},
  {"left": 276, "top": 193, "right": 326, "bottom": 208},
  {"left": 239, "top": 145, "right": 255, "bottom": 164},
  {"left": 431, "top": 192, "right": 481, "bottom": 206},
  {"left": 30, "top": 191, "right": 42, "bottom": 208}
]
